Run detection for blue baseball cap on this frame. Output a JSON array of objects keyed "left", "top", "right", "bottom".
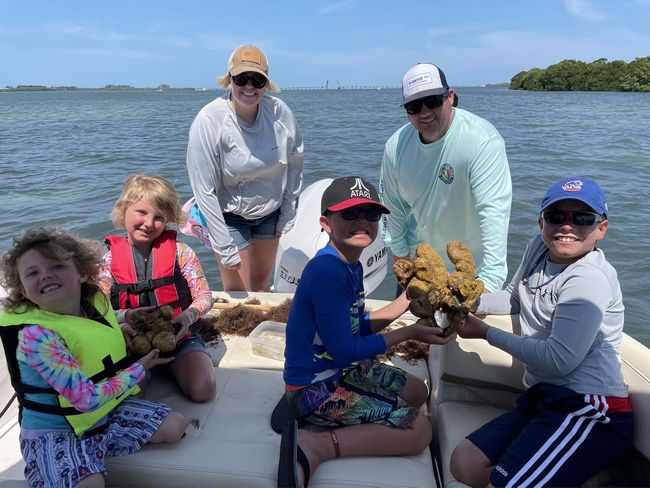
[{"left": 540, "top": 177, "right": 608, "bottom": 216}]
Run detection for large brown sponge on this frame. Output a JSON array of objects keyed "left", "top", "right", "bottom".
[{"left": 393, "top": 241, "right": 484, "bottom": 336}]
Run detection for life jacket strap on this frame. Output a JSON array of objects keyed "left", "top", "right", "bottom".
[{"left": 113, "top": 276, "right": 175, "bottom": 294}]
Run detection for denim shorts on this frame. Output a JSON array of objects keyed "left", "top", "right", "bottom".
[
  {"left": 222, "top": 208, "right": 280, "bottom": 250},
  {"left": 145, "top": 334, "right": 209, "bottom": 381}
]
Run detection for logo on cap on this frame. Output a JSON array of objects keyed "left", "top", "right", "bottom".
[
  {"left": 408, "top": 73, "right": 433, "bottom": 89},
  {"left": 561, "top": 180, "right": 583, "bottom": 192},
  {"left": 240, "top": 49, "right": 262, "bottom": 64},
  {"left": 350, "top": 178, "right": 371, "bottom": 199}
]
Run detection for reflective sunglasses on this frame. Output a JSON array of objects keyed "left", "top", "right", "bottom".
[
  {"left": 541, "top": 209, "right": 604, "bottom": 226},
  {"left": 232, "top": 72, "right": 267, "bottom": 89},
  {"left": 339, "top": 207, "right": 382, "bottom": 222},
  {"left": 404, "top": 93, "right": 449, "bottom": 115}
]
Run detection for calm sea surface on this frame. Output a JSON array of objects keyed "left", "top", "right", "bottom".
[{"left": 1, "top": 88, "right": 648, "bottom": 346}]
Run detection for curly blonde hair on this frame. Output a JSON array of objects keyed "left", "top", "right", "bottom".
[
  {"left": 110, "top": 174, "right": 187, "bottom": 229},
  {"left": 0, "top": 227, "right": 104, "bottom": 313}
]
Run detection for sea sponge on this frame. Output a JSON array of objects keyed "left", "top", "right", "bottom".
[
  {"left": 393, "top": 241, "right": 484, "bottom": 336},
  {"left": 128, "top": 305, "right": 177, "bottom": 356}
]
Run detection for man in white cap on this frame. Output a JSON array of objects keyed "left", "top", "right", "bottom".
[{"left": 380, "top": 63, "right": 512, "bottom": 292}]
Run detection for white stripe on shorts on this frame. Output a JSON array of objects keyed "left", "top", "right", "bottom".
[{"left": 505, "top": 395, "right": 610, "bottom": 488}]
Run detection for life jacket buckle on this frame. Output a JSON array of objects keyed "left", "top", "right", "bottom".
[{"left": 128, "top": 279, "right": 154, "bottom": 294}]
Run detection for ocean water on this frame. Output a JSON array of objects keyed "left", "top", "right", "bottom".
[{"left": 1, "top": 88, "right": 649, "bottom": 346}]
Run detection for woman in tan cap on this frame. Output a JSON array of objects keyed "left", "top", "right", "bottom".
[{"left": 185, "top": 44, "right": 304, "bottom": 292}]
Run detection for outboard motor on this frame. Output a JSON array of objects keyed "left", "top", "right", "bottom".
[{"left": 273, "top": 178, "right": 388, "bottom": 294}]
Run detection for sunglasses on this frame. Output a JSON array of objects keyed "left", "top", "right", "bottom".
[
  {"left": 404, "top": 93, "right": 449, "bottom": 115},
  {"left": 338, "top": 207, "right": 382, "bottom": 222},
  {"left": 232, "top": 72, "right": 267, "bottom": 89},
  {"left": 541, "top": 210, "right": 604, "bottom": 226}
]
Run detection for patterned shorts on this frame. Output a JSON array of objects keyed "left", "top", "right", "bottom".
[
  {"left": 286, "top": 359, "right": 417, "bottom": 428},
  {"left": 20, "top": 397, "right": 171, "bottom": 488}
]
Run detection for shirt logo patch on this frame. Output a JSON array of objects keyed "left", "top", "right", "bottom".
[{"left": 438, "top": 163, "right": 454, "bottom": 184}]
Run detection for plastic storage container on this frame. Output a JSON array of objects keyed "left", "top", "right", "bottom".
[{"left": 249, "top": 321, "right": 287, "bottom": 361}]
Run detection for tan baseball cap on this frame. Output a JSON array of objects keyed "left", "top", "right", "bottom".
[{"left": 219, "top": 44, "right": 279, "bottom": 92}]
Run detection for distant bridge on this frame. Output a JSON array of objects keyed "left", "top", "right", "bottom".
[{"left": 282, "top": 85, "right": 398, "bottom": 91}]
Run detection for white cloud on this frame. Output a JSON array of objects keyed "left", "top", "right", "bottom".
[
  {"left": 319, "top": 1, "right": 358, "bottom": 14},
  {"left": 59, "top": 47, "right": 170, "bottom": 61},
  {"left": 55, "top": 24, "right": 136, "bottom": 42},
  {"left": 564, "top": 0, "right": 606, "bottom": 22}
]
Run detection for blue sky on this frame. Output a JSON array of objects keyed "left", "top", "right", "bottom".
[{"left": 1, "top": 0, "right": 649, "bottom": 88}]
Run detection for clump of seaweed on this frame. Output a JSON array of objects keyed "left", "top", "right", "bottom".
[
  {"left": 200, "top": 299, "right": 293, "bottom": 340},
  {"left": 376, "top": 321, "right": 430, "bottom": 364},
  {"left": 214, "top": 305, "right": 265, "bottom": 336},
  {"left": 265, "top": 299, "right": 292, "bottom": 323}
]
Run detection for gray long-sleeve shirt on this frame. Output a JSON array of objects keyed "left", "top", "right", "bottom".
[
  {"left": 186, "top": 93, "right": 304, "bottom": 266},
  {"left": 476, "top": 235, "right": 627, "bottom": 397}
]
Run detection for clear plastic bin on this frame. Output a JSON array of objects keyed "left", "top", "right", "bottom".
[{"left": 249, "top": 320, "right": 286, "bottom": 361}]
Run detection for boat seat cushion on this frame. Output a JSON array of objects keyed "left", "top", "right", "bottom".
[{"left": 106, "top": 366, "right": 436, "bottom": 488}]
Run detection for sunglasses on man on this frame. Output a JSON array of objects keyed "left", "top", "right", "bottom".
[
  {"left": 404, "top": 92, "right": 449, "bottom": 115},
  {"left": 336, "top": 207, "right": 383, "bottom": 222},
  {"left": 541, "top": 210, "right": 604, "bottom": 226},
  {"left": 232, "top": 72, "right": 267, "bottom": 89}
]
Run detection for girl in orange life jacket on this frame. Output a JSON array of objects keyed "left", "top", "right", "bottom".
[
  {"left": 0, "top": 227, "right": 188, "bottom": 488},
  {"left": 100, "top": 174, "right": 216, "bottom": 403}
]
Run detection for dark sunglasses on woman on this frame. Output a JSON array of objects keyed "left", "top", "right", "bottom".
[
  {"left": 541, "top": 210, "right": 604, "bottom": 226},
  {"left": 404, "top": 92, "right": 449, "bottom": 115},
  {"left": 338, "top": 207, "right": 382, "bottom": 222},
  {"left": 232, "top": 72, "right": 267, "bottom": 89}
]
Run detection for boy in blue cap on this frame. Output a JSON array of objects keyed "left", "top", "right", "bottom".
[
  {"left": 279, "top": 176, "right": 454, "bottom": 487},
  {"left": 450, "top": 177, "right": 634, "bottom": 487}
]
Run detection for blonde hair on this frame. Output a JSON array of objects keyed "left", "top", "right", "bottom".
[
  {"left": 0, "top": 227, "right": 105, "bottom": 313},
  {"left": 111, "top": 174, "right": 187, "bottom": 229}
]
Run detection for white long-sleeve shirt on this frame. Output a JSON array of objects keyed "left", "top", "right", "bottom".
[
  {"left": 380, "top": 108, "right": 511, "bottom": 291},
  {"left": 477, "top": 235, "right": 627, "bottom": 397},
  {"left": 186, "top": 93, "right": 304, "bottom": 266}
]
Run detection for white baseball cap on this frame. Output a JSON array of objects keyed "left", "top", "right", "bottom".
[{"left": 401, "top": 63, "right": 449, "bottom": 105}]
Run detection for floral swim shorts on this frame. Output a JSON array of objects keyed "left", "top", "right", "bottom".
[{"left": 286, "top": 359, "right": 417, "bottom": 428}]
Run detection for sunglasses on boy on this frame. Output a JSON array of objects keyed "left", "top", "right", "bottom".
[
  {"left": 404, "top": 92, "right": 449, "bottom": 115},
  {"left": 336, "top": 207, "right": 383, "bottom": 222},
  {"left": 541, "top": 209, "right": 604, "bottom": 226},
  {"left": 232, "top": 72, "right": 268, "bottom": 89}
]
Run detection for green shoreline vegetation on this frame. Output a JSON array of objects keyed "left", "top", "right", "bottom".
[{"left": 510, "top": 56, "right": 650, "bottom": 92}]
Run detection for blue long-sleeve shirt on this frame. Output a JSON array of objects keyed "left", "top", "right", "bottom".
[{"left": 283, "top": 244, "right": 386, "bottom": 387}]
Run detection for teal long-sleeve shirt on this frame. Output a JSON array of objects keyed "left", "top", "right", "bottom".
[{"left": 379, "top": 108, "right": 512, "bottom": 292}]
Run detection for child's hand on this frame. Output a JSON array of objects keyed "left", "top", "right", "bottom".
[
  {"left": 137, "top": 349, "right": 174, "bottom": 370},
  {"left": 409, "top": 322, "right": 456, "bottom": 345},
  {"left": 456, "top": 314, "right": 490, "bottom": 339},
  {"left": 119, "top": 322, "right": 137, "bottom": 349},
  {"left": 172, "top": 313, "right": 192, "bottom": 343}
]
